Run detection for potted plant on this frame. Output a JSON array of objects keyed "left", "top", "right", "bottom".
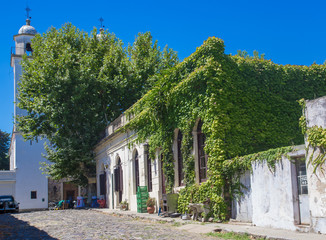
[
  {"left": 146, "top": 197, "right": 155, "bottom": 214},
  {"left": 119, "top": 200, "right": 128, "bottom": 211}
]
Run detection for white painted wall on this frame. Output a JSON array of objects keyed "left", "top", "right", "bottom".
[
  {"left": 13, "top": 34, "right": 34, "bottom": 55},
  {"left": 250, "top": 157, "right": 298, "bottom": 230},
  {"left": 232, "top": 170, "right": 252, "bottom": 222},
  {"left": 233, "top": 147, "right": 306, "bottom": 231},
  {"left": 9, "top": 135, "right": 16, "bottom": 170},
  {"left": 305, "top": 96, "right": 326, "bottom": 234},
  {"left": 0, "top": 171, "right": 16, "bottom": 196},
  {"left": 95, "top": 115, "right": 162, "bottom": 212},
  {"left": 233, "top": 95, "right": 326, "bottom": 235},
  {"left": 14, "top": 135, "right": 48, "bottom": 209}
]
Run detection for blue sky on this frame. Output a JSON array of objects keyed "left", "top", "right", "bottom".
[{"left": 1, "top": 0, "right": 326, "bottom": 134}]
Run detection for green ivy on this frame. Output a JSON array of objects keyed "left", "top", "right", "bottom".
[
  {"left": 177, "top": 146, "right": 293, "bottom": 220},
  {"left": 304, "top": 126, "right": 326, "bottom": 172},
  {"left": 298, "top": 99, "right": 308, "bottom": 134},
  {"left": 124, "top": 37, "right": 326, "bottom": 220},
  {"left": 223, "top": 146, "right": 294, "bottom": 174}
]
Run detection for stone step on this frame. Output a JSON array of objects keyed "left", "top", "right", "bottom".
[{"left": 296, "top": 224, "right": 310, "bottom": 233}]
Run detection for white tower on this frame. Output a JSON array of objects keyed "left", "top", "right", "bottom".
[
  {"left": 9, "top": 10, "right": 49, "bottom": 210},
  {"left": 11, "top": 18, "right": 36, "bottom": 123}
]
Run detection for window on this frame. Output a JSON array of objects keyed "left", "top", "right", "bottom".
[
  {"left": 26, "top": 43, "right": 33, "bottom": 56},
  {"left": 197, "top": 120, "right": 208, "bottom": 183},
  {"left": 114, "top": 158, "right": 123, "bottom": 192},
  {"left": 177, "top": 130, "right": 184, "bottom": 186},
  {"left": 296, "top": 159, "right": 308, "bottom": 195},
  {"left": 99, "top": 172, "right": 106, "bottom": 195},
  {"left": 31, "top": 191, "right": 37, "bottom": 199},
  {"left": 114, "top": 158, "right": 123, "bottom": 203},
  {"left": 134, "top": 150, "right": 140, "bottom": 192},
  {"left": 147, "top": 153, "right": 153, "bottom": 192}
]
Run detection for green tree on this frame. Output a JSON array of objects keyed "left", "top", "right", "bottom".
[
  {"left": 127, "top": 32, "right": 178, "bottom": 101},
  {"left": 0, "top": 130, "right": 10, "bottom": 170},
  {"left": 17, "top": 23, "right": 178, "bottom": 185}
]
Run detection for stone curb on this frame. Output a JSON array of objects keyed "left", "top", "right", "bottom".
[
  {"left": 92, "top": 208, "right": 190, "bottom": 224},
  {"left": 92, "top": 208, "right": 326, "bottom": 240}
]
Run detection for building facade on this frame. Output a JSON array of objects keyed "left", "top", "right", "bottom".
[
  {"left": 95, "top": 114, "right": 163, "bottom": 210},
  {"left": 95, "top": 98, "right": 326, "bottom": 234},
  {"left": 94, "top": 113, "right": 210, "bottom": 211}
]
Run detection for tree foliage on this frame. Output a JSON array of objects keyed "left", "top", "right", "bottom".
[
  {"left": 0, "top": 130, "right": 10, "bottom": 170},
  {"left": 17, "top": 23, "right": 178, "bottom": 185},
  {"left": 124, "top": 37, "right": 326, "bottom": 219}
]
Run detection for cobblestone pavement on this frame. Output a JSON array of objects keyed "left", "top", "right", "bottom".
[{"left": 0, "top": 209, "right": 218, "bottom": 240}]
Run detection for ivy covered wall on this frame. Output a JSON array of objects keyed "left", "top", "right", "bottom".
[{"left": 123, "top": 37, "right": 326, "bottom": 220}]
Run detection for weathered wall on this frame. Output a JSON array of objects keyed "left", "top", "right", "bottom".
[
  {"left": 48, "top": 179, "right": 62, "bottom": 202},
  {"left": 251, "top": 156, "right": 299, "bottom": 230},
  {"left": 305, "top": 96, "right": 326, "bottom": 234},
  {"left": 233, "top": 148, "right": 306, "bottom": 231},
  {"left": 63, "top": 182, "right": 78, "bottom": 200},
  {"left": 232, "top": 170, "right": 252, "bottom": 222}
]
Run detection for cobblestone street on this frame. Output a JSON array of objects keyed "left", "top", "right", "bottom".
[{"left": 0, "top": 209, "right": 218, "bottom": 240}]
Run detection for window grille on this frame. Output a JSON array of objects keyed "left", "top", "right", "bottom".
[{"left": 31, "top": 191, "right": 37, "bottom": 199}]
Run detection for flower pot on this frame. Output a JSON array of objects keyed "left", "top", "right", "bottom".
[
  {"left": 147, "top": 206, "right": 155, "bottom": 214},
  {"left": 120, "top": 204, "right": 128, "bottom": 211}
]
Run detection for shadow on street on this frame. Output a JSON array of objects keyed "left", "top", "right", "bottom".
[{"left": 0, "top": 213, "right": 57, "bottom": 240}]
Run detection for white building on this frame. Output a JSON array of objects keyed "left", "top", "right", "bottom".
[
  {"left": 94, "top": 114, "right": 163, "bottom": 210},
  {"left": 95, "top": 101, "right": 326, "bottom": 234},
  {"left": 0, "top": 18, "right": 49, "bottom": 210},
  {"left": 94, "top": 115, "right": 214, "bottom": 211}
]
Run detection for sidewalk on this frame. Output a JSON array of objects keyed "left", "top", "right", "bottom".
[{"left": 93, "top": 208, "right": 325, "bottom": 240}]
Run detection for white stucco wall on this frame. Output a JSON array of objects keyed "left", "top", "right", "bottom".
[
  {"left": 9, "top": 31, "right": 49, "bottom": 210},
  {"left": 232, "top": 170, "right": 252, "bottom": 222},
  {"left": 233, "top": 147, "right": 306, "bottom": 231},
  {"left": 13, "top": 34, "right": 34, "bottom": 55},
  {"left": 14, "top": 135, "right": 48, "bottom": 210},
  {"left": 9, "top": 135, "right": 16, "bottom": 170},
  {"left": 250, "top": 157, "right": 298, "bottom": 230},
  {"left": 305, "top": 96, "right": 326, "bottom": 234}
]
